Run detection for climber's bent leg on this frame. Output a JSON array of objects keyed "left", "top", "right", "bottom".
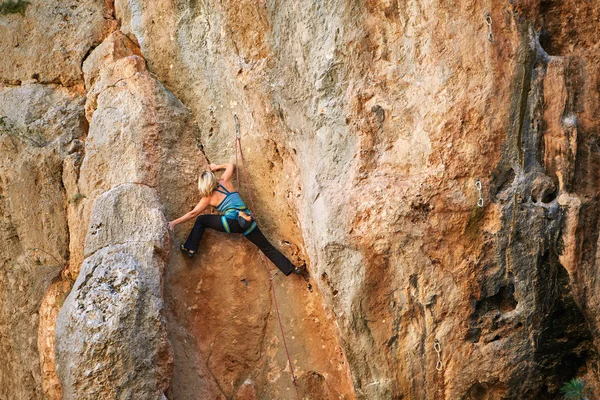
[
  {"left": 245, "top": 227, "right": 296, "bottom": 276},
  {"left": 184, "top": 215, "right": 227, "bottom": 252}
]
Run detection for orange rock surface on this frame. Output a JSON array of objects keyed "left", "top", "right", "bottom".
[{"left": 1, "top": 1, "right": 600, "bottom": 399}]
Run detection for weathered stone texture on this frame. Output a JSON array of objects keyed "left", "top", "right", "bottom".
[
  {"left": 0, "top": 83, "right": 85, "bottom": 400},
  {"left": 0, "top": 0, "right": 116, "bottom": 86},
  {"left": 3, "top": 0, "right": 600, "bottom": 399},
  {"left": 113, "top": 0, "right": 600, "bottom": 398},
  {"left": 55, "top": 186, "right": 172, "bottom": 399},
  {"left": 53, "top": 30, "right": 195, "bottom": 398},
  {"left": 112, "top": 4, "right": 356, "bottom": 399}
]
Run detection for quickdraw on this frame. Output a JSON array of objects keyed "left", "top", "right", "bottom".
[
  {"left": 476, "top": 179, "right": 484, "bottom": 208},
  {"left": 485, "top": 13, "right": 494, "bottom": 43},
  {"left": 434, "top": 339, "right": 443, "bottom": 371}
]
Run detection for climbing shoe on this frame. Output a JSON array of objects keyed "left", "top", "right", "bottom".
[{"left": 180, "top": 244, "right": 195, "bottom": 258}]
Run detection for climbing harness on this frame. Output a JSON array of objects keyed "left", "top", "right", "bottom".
[
  {"left": 434, "top": 339, "right": 443, "bottom": 371},
  {"left": 485, "top": 13, "right": 494, "bottom": 43},
  {"left": 215, "top": 183, "right": 257, "bottom": 235},
  {"left": 233, "top": 114, "right": 301, "bottom": 399},
  {"left": 475, "top": 179, "right": 484, "bottom": 208}
]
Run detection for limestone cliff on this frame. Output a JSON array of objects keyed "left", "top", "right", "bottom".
[{"left": 1, "top": 1, "right": 600, "bottom": 399}]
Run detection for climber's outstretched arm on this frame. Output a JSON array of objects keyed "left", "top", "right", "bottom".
[
  {"left": 167, "top": 196, "right": 210, "bottom": 231},
  {"left": 210, "top": 163, "right": 235, "bottom": 182}
]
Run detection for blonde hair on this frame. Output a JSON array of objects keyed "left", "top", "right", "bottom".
[{"left": 198, "top": 171, "right": 218, "bottom": 198}]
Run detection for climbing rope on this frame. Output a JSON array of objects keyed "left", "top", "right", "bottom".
[
  {"left": 475, "top": 179, "right": 484, "bottom": 208},
  {"left": 233, "top": 114, "right": 301, "bottom": 399},
  {"left": 485, "top": 13, "right": 494, "bottom": 43},
  {"left": 434, "top": 339, "right": 443, "bottom": 371}
]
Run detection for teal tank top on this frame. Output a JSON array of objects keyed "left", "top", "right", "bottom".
[
  {"left": 214, "top": 184, "right": 256, "bottom": 236},
  {"left": 215, "top": 184, "right": 248, "bottom": 219}
]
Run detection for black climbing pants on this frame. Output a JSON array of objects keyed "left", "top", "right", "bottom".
[{"left": 184, "top": 214, "right": 296, "bottom": 276}]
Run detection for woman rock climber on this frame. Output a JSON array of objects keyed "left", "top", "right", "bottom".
[{"left": 167, "top": 163, "right": 302, "bottom": 276}]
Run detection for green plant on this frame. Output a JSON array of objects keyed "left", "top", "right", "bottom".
[
  {"left": 70, "top": 192, "right": 85, "bottom": 204},
  {"left": 0, "top": 116, "right": 47, "bottom": 147},
  {"left": 560, "top": 378, "right": 591, "bottom": 400},
  {"left": 0, "top": 0, "right": 31, "bottom": 16}
]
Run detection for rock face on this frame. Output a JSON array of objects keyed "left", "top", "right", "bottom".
[
  {"left": 0, "top": 83, "right": 85, "bottom": 399},
  {"left": 3, "top": 0, "right": 600, "bottom": 399},
  {"left": 56, "top": 185, "right": 172, "bottom": 399},
  {"left": 0, "top": 0, "right": 115, "bottom": 86},
  {"left": 53, "top": 31, "right": 186, "bottom": 398}
]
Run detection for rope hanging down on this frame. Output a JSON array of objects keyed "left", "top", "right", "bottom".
[{"left": 233, "top": 114, "right": 301, "bottom": 399}]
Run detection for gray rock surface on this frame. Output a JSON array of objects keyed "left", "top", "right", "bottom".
[
  {"left": 55, "top": 242, "right": 171, "bottom": 399},
  {"left": 56, "top": 217, "right": 171, "bottom": 399},
  {"left": 84, "top": 183, "right": 168, "bottom": 257}
]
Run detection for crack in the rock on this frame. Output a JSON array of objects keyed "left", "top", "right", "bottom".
[
  {"left": 105, "top": 0, "right": 117, "bottom": 22},
  {"left": 514, "top": 51, "right": 534, "bottom": 168},
  {"left": 56, "top": 162, "right": 74, "bottom": 271},
  {"left": 84, "top": 239, "right": 163, "bottom": 261},
  {"left": 79, "top": 43, "right": 100, "bottom": 74},
  {"left": 97, "top": 76, "right": 133, "bottom": 95},
  {"left": 205, "top": 346, "right": 231, "bottom": 400},
  {"left": 78, "top": 0, "right": 120, "bottom": 80},
  {"left": 0, "top": 78, "right": 81, "bottom": 89},
  {"left": 79, "top": 182, "right": 166, "bottom": 261},
  {"left": 76, "top": 262, "right": 101, "bottom": 301},
  {"left": 256, "top": 292, "right": 273, "bottom": 359}
]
